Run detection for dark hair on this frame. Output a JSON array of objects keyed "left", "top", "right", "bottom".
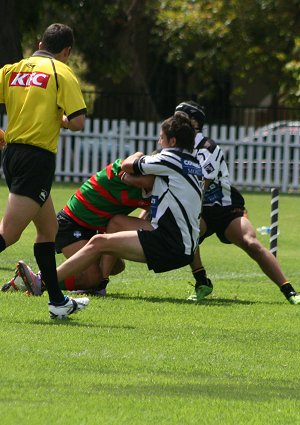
[
  {"left": 41, "top": 23, "right": 74, "bottom": 54},
  {"left": 175, "top": 100, "right": 205, "bottom": 131},
  {"left": 161, "top": 114, "right": 195, "bottom": 152}
]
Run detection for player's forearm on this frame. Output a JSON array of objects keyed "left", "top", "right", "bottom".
[
  {"left": 122, "top": 152, "right": 144, "bottom": 173},
  {"left": 122, "top": 173, "right": 155, "bottom": 191}
]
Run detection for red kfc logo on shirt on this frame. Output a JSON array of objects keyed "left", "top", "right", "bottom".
[{"left": 9, "top": 72, "right": 50, "bottom": 88}]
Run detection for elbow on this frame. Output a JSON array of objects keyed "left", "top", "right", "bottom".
[{"left": 69, "top": 115, "right": 86, "bottom": 131}]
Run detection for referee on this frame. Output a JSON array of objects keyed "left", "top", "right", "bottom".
[{"left": 0, "top": 23, "right": 89, "bottom": 319}]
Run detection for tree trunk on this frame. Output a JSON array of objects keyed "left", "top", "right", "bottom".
[
  {"left": 0, "top": 0, "right": 23, "bottom": 67},
  {"left": 94, "top": 0, "right": 160, "bottom": 120}
]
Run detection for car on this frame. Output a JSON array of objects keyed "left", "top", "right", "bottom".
[
  {"left": 243, "top": 120, "right": 300, "bottom": 143},
  {"left": 223, "top": 121, "right": 300, "bottom": 188},
  {"left": 241, "top": 120, "right": 300, "bottom": 160}
]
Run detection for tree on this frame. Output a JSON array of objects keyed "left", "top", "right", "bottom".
[
  {"left": 0, "top": 0, "right": 22, "bottom": 66},
  {"left": 2, "top": 0, "right": 299, "bottom": 121},
  {"left": 153, "top": 0, "right": 300, "bottom": 109},
  {"left": 27, "top": 0, "right": 162, "bottom": 119}
]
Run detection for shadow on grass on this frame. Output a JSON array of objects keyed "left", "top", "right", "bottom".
[
  {"left": 0, "top": 266, "right": 16, "bottom": 272},
  {"left": 32, "top": 320, "right": 136, "bottom": 330},
  {"left": 105, "top": 293, "right": 256, "bottom": 306},
  {"left": 95, "top": 381, "right": 300, "bottom": 402},
  {"left": 0, "top": 316, "right": 136, "bottom": 329}
]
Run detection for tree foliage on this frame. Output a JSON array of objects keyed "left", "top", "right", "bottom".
[
  {"left": 153, "top": 0, "right": 300, "bottom": 106},
  {"left": 1, "top": 0, "right": 299, "bottom": 115}
]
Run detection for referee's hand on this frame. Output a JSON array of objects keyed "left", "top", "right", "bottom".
[{"left": 0, "top": 128, "right": 6, "bottom": 150}]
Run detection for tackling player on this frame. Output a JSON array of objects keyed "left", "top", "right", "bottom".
[
  {"left": 2, "top": 158, "right": 152, "bottom": 296},
  {"left": 8, "top": 114, "right": 203, "bottom": 289},
  {"left": 175, "top": 100, "right": 300, "bottom": 305}
]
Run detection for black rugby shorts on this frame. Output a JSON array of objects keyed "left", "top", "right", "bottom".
[
  {"left": 200, "top": 205, "right": 245, "bottom": 244},
  {"left": 55, "top": 209, "right": 98, "bottom": 254},
  {"left": 138, "top": 227, "right": 193, "bottom": 273},
  {"left": 3, "top": 143, "right": 56, "bottom": 206}
]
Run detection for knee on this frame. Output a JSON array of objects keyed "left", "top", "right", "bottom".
[
  {"left": 241, "top": 236, "right": 264, "bottom": 258},
  {"left": 36, "top": 219, "right": 58, "bottom": 241},
  {"left": 0, "top": 232, "right": 20, "bottom": 248},
  {"left": 88, "top": 234, "right": 106, "bottom": 251}
]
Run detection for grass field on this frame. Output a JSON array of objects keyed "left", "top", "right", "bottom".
[{"left": 0, "top": 182, "right": 300, "bottom": 425}]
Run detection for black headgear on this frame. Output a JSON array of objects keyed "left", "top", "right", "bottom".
[{"left": 175, "top": 101, "right": 205, "bottom": 130}]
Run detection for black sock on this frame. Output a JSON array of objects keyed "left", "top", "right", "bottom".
[
  {"left": 98, "top": 278, "right": 109, "bottom": 290},
  {"left": 34, "top": 242, "right": 64, "bottom": 303},
  {"left": 193, "top": 267, "right": 207, "bottom": 282},
  {"left": 0, "top": 234, "right": 6, "bottom": 252},
  {"left": 280, "top": 282, "right": 296, "bottom": 299},
  {"left": 192, "top": 267, "right": 213, "bottom": 289}
]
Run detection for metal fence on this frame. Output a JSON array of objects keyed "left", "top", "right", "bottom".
[
  {"left": 1, "top": 116, "right": 300, "bottom": 193},
  {"left": 83, "top": 90, "right": 300, "bottom": 128}
]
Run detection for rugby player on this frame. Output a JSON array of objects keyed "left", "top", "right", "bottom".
[{"left": 175, "top": 101, "right": 300, "bottom": 305}]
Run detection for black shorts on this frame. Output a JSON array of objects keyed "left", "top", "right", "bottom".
[
  {"left": 3, "top": 143, "right": 56, "bottom": 206},
  {"left": 200, "top": 205, "right": 245, "bottom": 244},
  {"left": 138, "top": 227, "right": 194, "bottom": 273},
  {"left": 55, "top": 210, "right": 98, "bottom": 254}
]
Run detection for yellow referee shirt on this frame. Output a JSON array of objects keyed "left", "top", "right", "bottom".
[{"left": 0, "top": 50, "right": 87, "bottom": 153}]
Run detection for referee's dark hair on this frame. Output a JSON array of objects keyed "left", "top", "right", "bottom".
[
  {"left": 161, "top": 114, "right": 195, "bottom": 152},
  {"left": 41, "top": 23, "right": 74, "bottom": 54}
]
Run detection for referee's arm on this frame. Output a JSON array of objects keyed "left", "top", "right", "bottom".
[{"left": 61, "top": 111, "right": 86, "bottom": 131}]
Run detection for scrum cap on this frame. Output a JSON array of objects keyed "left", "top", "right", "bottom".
[{"left": 175, "top": 101, "right": 205, "bottom": 130}]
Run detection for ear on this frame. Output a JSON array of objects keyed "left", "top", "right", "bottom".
[
  {"left": 169, "top": 137, "right": 177, "bottom": 147},
  {"left": 62, "top": 46, "right": 71, "bottom": 58}
]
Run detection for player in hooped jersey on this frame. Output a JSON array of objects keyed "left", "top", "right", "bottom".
[
  {"left": 4, "top": 114, "right": 203, "bottom": 295},
  {"left": 2, "top": 159, "right": 152, "bottom": 295},
  {"left": 175, "top": 101, "right": 300, "bottom": 305},
  {"left": 45, "top": 114, "right": 203, "bottom": 283},
  {"left": 0, "top": 23, "right": 89, "bottom": 318}
]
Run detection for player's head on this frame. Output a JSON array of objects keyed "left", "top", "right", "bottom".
[
  {"left": 41, "top": 23, "right": 74, "bottom": 54},
  {"left": 160, "top": 114, "right": 195, "bottom": 152},
  {"left": 175, "top": 100, "right": 205, "bottom": 132}
]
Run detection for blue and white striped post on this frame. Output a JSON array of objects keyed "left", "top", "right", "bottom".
[{"left": 270, "top": 188, "right": 279, "bottom": 257}]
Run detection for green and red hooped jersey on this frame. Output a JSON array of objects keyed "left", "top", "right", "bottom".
[{"left": 64, "top": 158, "right": 150, "bottom": 230}]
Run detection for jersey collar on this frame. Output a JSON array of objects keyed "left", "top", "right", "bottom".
[
  {"left": 195, "top": 132, "right": 204, "bottom": 143},
  {"left": 32, "top": 50, "right": 56, "bottom": 59}
]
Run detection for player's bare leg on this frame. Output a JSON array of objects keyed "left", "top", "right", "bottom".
[
  {"left": 0, "top": 193, "right": 41, "bottom": 246},
  {"left": 57, "top": 230, "right": 148, "bottom": 283},
  {"left": 100, "top": 214, "right": 154, "bottom": 279},
  {"left": 225, "top": 216, "right": 300, "bottom": 304},
  {"left": 188, "top": 219, "right": 213, "bottom": 302},
  {"left": 225, "top": 216, "right": 287, "bottom": 286},
  {"left": 60, "top": 238, "right": 125, "bottom": 294}
]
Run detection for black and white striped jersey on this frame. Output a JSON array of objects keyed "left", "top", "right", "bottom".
[
  {"left": 134, "top": 148, "right": 203, "bottom": 256},
  {"left": 193, "top": 132, "right": 244, "bottom": 207}
]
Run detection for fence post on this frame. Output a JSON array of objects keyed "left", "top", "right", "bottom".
[{"left": 270, "top": 188, "right": 279, "bottom": 257}]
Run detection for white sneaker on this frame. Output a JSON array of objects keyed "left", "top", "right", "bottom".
[{"left": 48, "top": 295, "right": 89, "bottom": 319}]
